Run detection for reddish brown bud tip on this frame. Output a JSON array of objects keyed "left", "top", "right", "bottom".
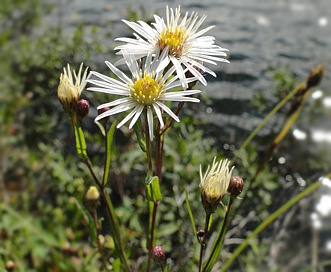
[
  {"left": 228, "top": 176, "right": 244, "bottom": 197},
  {"left": 6, "top": 260, "right": 16, "bottom": 271},
  {"left": 307, "top": 65, "right": 325, "bottom": 88},
  {"left": 153, "top": 246, "right": 165, "bottom": 262},
  {"left": 97, "top": 107, "right": 110, "bottom": 126},
  {"left": 76, "top": 99, "right": 90, "bottom": 119},
  {"left": 197, "top": 227, "right": 205, "bottom": 238}
]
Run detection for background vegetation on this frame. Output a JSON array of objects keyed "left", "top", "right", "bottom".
[{"left": 0, "top": 1, "right": 330, "bottom": 271}]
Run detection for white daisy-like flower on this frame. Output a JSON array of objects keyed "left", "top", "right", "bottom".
[
  {"left": 115, "top": 5, "right": 229, "bottom": 88},
  {"left": 58, "top": 63, "right": 89, "bottom": 106},
  {"left": 200, "top": 158, "right": 234, "bottom": 213},
  {"left": 87, "top": 49, "right": 201, "bottom": 139}
]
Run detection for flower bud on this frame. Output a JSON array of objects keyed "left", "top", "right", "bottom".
[
  {"left": 227, "top": 176, "right": 244, "bottom": 197},
  {"left": 76, "top": 99, "right": 90, "bottom": 120},
  {"left": 97, "top": 107, "right": 111, "bottom": 126},
  {"left": 86, "top": 186, "right": 100, "bottom": 201},
  {"left": 57, "top": 63, "right": 89, "bottom": 113},
  {"left": 85, "top": 186, "right": 100, "bottom": 210},
  {"left": 306, "top": 65, "right": 325, "bottom": 88},
  {"left": 197, "top": 227, "right": 206, "bottom": 244},
  {"left": 6, "top": 260, "right": 16, "bottom": 271},
  {"left": 152, "top": 246, "right": 165, "bottom": 262},
  {"left": 200, "top": 158, "right": 234, "bottom": 214}
]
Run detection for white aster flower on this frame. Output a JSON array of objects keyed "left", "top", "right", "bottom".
[
  {"left": 115, "top": 6, "right": 229, "bottom": 88},
  {"left": 87, "top": 49, "right": 201, "bottom": 139},
  {"left": 200, "top": 158, "right": 234, "bottom": 213},
  {"left": 58, "top": 63, "right": 89, "bottom": 107}
]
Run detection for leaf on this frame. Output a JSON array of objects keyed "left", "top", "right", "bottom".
[
  {"left": 145, "top": 176, "right": 162, "bottom": 202},
  {"left": 133, "top": 118, "right": 146, "bottom": 152},
  {"left": 74, "top": 200, "right": 97, "bottom": 244},
  {"left": 102, "top": 121, "right": 117, "bottom": 186},
  {"left": 74, "top": 123, "right": 88, "bottom": 160},
  {"left": 220, "top": 180, "right": 322, "bottom": 271},
  {"left": 113, "top": 258, "right": 121, "bottom": 272},
  {"left": 185, "top": 190, "right": 197, "bottom": 237}
]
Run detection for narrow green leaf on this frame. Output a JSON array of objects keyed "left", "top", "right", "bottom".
[
  {"left": 232, "top": 65, "right": 324, "bottom": 165},
  {"left": 102, "top": 121, "right": 117, "bottom": 186},
  {"left": 103, "top": 191, "right": 130, "bottom": 271},
  {"left": 74, "top": 200, "right": 97, "bottom": 243},
  {"left": 95, "top": 121, "right": 106, "bottom": 136},
  {"left": 185, "top": 190, "right": 197, "bottom": 237},
  {"left": 145, "top": 176, "right": 162, "bottom": 202},
  {"left": 133, "top": 118, "right": 146, "bottom": 152},
  {"left": 145, "top": 181, "right": 153, "bottom": 202},
  {"left": 220, "top": 181, "right": 321, "bottom": 271},
  {"left": 151, "top": 176, "right": 162, "bottom": 202},
  {"left": 164, "top": 263, "right": 170, "bottom": 272},
  {"left": 74, "top": 123, "right": 88, "bottom": 160},
  {"left": 113, "top": 258, "right": 121, "bottom": 272},
  {"left": 203, "top": 199, "right": 234, "bottom": 272}
]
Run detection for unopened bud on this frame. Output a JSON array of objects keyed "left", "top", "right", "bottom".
[
  {"left": 86, "top": 186, "right": 100, "bottom": 201},
  {"left": 6, "top": 260, "right": 16, "bottom": 271},
  {"left": 197, "top": 227, "right": 206, "bottom": 244},
  {"left": 152, "top": 246, "right": 165, "bottom": 262},
  {"left": 97, "top": 107, "right": 111, "bottom": 127},
  {"left": 76, "top": 99, "right": 90, "bottom": 120},
  {"left": 85, "top": 186, "right": 100, "bottom": 210},
  {"left": 227, "top": 176, "right": 244, "bottom": 197},
  {"left": 200, "top": 158, "right": 234, "bottom": 214},
  {"left": 57, "top": 63, "right": 88, "bottom": 115},
  {"left": 307, "top": 65, "right": 325, "bottom": 88},
  {"left": 197, "top": 227, "right": 205, "bottom": 238}
]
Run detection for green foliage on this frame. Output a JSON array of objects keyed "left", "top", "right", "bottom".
[
  {"left": 0, "top": 1, "right": 328, "bottom": 271},
  {"left": 251, "top": 66, "right": 297, "bottom": 113}
]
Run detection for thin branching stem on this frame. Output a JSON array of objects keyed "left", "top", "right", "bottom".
[
  {"left": 199, "top": 213, "right": 211, "bottom": 272},
  {"left": 203, "top": 197, "right": 234, "bottom": 272},
  {"left": 92, "top": 209, "right": 108, "bottom": 270},
  {"left": 145, "top": 112, "right": 154, "bottom": 176},
  {"left": 156, "top": 123, "right": 164, "bottom": 184},
  {"left": 147, "top": 200, "right": 159, "bottom": 272},
  {"left": 160, "top": 101, "right": 185, "bottom": 135},
  {"left": 74, "top": 118, "right": 130, "bottom": 272}
]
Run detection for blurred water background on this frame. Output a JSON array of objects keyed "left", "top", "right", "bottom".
[{"left": 49, "top": 0, "right": 331, "bottom": 141}]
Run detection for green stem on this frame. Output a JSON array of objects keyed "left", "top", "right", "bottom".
[
  {"left": 145, "top": 111, "right": 156, "bottom": 272},
  {"left": 220, "top": 181, "right": 321, "bottom": 272},
  {"left": 199, "top": 213, "right": 211, "bottom": 272},
  {"left": 145, "top": 112, "right": 153, "bottom": 176},
  {"left": 101, "top": 187, "right": 130, "bottom": 272},
  {"left": 92, "top": 209, "right": 108, "bottom": 270},
  {"left": 83, "top": 158, "right": 129, "bottom": 270},
  {"left": 147, "top": 200, "right": 159, "bottom": 272},
  {"left": 71, "top": 110, "right": 129, "bottom": 269},
  {"left": 156, "top": 123, "right": 164, "bottom": 184},
  {"left": 160, "top": 102, "right": 184, "bottom": 135},
  {"left": 231, "top": 86, "right": 301, "bottom": 165},
  {"left": 203, "top": 197, "right": 234, "bottom": 272}
]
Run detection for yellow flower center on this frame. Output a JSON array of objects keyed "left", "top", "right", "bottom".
[
  {"left": 131, "top": 75, "right": 163, "bottom": 105},
  {"left": 158, "top": 27, "right": 187, "bottom": 57}
]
